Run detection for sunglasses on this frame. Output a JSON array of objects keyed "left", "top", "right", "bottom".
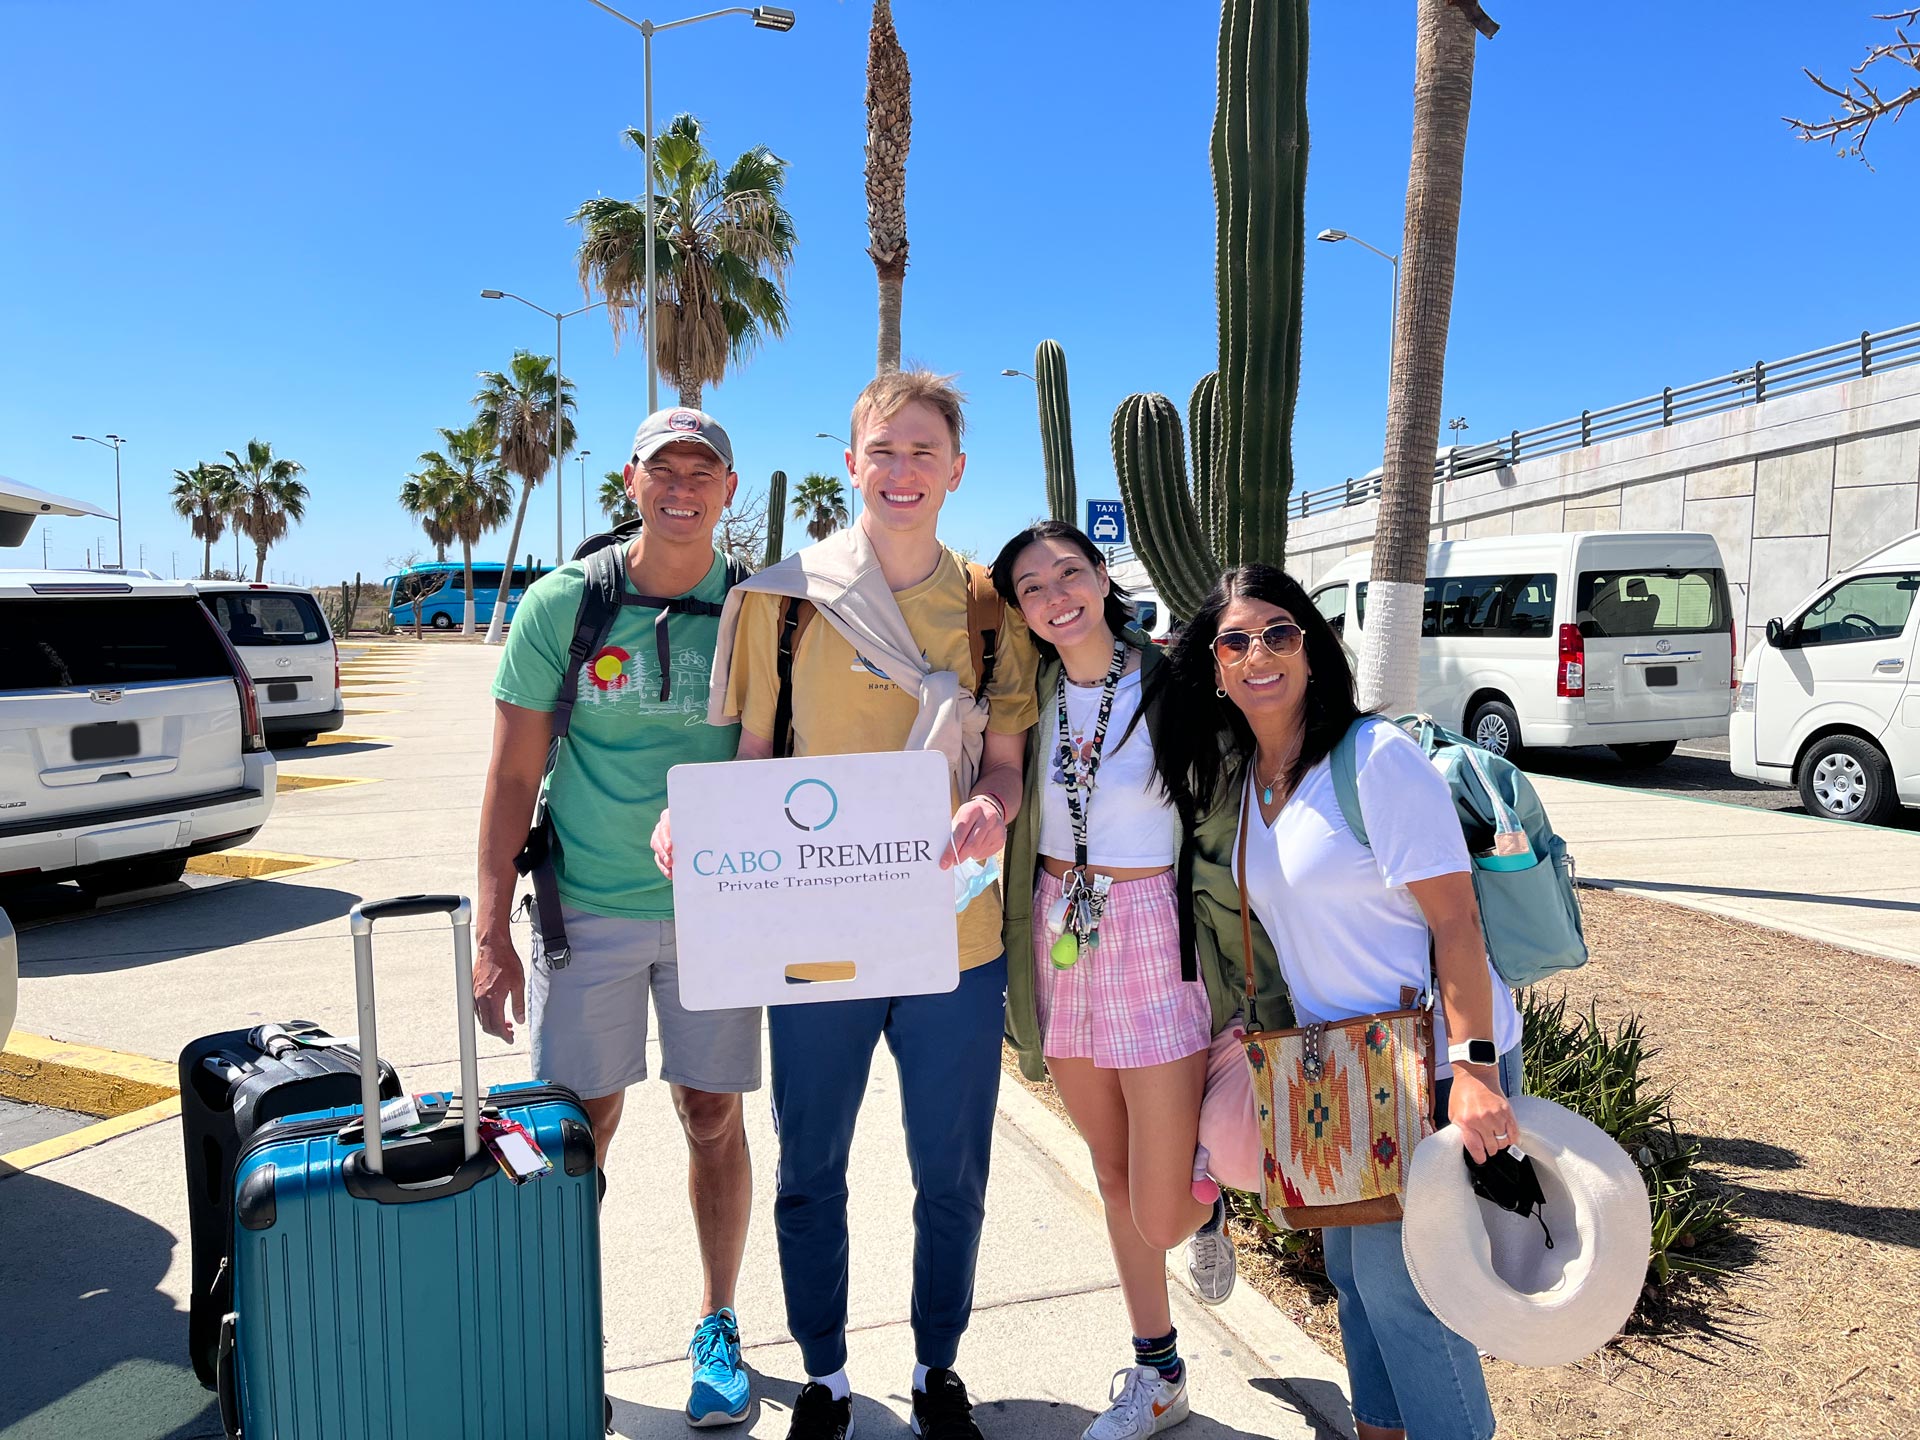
[{"left": 1212, "top": 622, "right": 1305, "bottom": 665}]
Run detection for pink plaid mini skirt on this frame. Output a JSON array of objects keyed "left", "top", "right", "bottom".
[{"left": 1031, "top": 869, "right": 1214, "bottom": 1070}]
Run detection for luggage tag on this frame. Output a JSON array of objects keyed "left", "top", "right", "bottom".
[{"left": 478, "top": 1114, "right": 551, "bottom": 1184}]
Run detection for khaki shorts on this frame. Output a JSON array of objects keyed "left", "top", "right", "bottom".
[{"left": 528, "top": 905, "right": 762, "bottom": 1099}]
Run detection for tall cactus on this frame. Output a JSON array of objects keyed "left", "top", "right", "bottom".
[
  {"left": 1034, "top": 339, "right": 1077, "bottom": 524},
  {"left": 1111, "top": 0, "right": 1308, "bottom": 619},
  {"left": 763, "top": 469, "right": 787, "bottom": 569}
]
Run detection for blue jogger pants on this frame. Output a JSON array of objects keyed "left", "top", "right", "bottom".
[{"left": 767, "top": 955, "right": 1009, "bottom": 1377}]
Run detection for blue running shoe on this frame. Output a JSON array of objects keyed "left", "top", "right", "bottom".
[{"left": 687, "top": 1308, "right": 749, "bottom": 1427}]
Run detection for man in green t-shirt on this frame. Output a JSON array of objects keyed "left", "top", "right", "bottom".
[{"left": 476, "top": 407, "right": 759, "bottom": 1427}]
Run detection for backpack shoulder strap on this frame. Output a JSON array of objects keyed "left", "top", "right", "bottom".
[
  {"left": 965, "top": 562, "right": 1000, "bottom": 700},
  {"left": 772, "top": 597, "right": 818, "bottom": 759},
  {"left": 553, "top": 547, "right": 624, "bottom": 744},
  {"left": 1330, "top": 715, "right": 1372, "bottom": 849}
]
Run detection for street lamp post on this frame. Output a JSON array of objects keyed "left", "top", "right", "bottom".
[
  {"left": 71, "top": 433, "right": 126, "bottom": 566},
  {"left": 814, "top": 431, "right": 857, "bottom": 525},
  {"left": 582, "top": 2, "right": 796, "bottom": 412},
  {"left": 1317, "top": 228, "right": 1401, "bottom": 386},
  {"left": 577, "top": 449, "right": 593, "bottom": 539},
  {"left": 481, "top": 291, "right": 607, "bottom": 564}
]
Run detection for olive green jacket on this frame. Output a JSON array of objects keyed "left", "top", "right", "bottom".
[{"left": 1000, "top": 637, "right": 1292, "bottom": 1080}]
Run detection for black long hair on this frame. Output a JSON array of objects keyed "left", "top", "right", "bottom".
[
  {"left": 1151, "top": 564, "right": 1366, "bottom": 815},
  {"left": 989, "top": 520, "right": 1135, "bottom": 665}
]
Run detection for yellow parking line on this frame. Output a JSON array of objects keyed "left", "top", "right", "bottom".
[
  {"left": 305, "top": 732, "right": 395, "bottom": 746},
  {"left": 276, "top": 772, "right": 379, "bottom": 794},
  {"left": 0, "top": 1096, "right": 182, "bottom": 1178},
  {"left": 184, "top": 848, "right": 349, "bottom": 880}
]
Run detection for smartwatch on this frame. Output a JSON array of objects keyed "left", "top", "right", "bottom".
[{"left": 1447, "top": 1039, "right": 1498, "bottom": 1067}]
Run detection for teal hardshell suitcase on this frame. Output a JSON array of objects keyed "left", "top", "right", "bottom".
[{"left": 218, "top": 895, "right": 606, "bottom": 1438}]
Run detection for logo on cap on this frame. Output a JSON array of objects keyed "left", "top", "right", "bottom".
[{"left": 668, "top": 410, "right": 701, "bottom": 432}]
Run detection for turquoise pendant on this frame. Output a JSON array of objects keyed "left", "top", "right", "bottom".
[{"left": 1262, "top": 784, "right": 1274, "bottom": 805}]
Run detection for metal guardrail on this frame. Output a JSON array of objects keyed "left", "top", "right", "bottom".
[{"left": 1288, "top": 320, "right": 1920, "bottom": 521}]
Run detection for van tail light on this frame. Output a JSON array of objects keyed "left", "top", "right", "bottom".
[
  {"left": 334, "top": 652, "right": 342, "bottom": 697},
  {"left": 203, "top": 609, "right": 267, "bottom": 752},
  {"left": 1557, "top": 623, "right": 1586, "bottom": 698},
  {"left": 1729, "top": 615, "right": 1739, "bottom": 691}
]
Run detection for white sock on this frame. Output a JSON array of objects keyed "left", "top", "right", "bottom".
[
  {"left": 913, "top": 1363, "right": 930, "bottom": 1393},
  {"left": 810, "top": 1369, "right": 851, "bottom": 1402}
]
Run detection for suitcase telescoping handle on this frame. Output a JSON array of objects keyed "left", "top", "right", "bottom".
[{"left": 347, "top": 895, "right": 481, "bottom": 1174}]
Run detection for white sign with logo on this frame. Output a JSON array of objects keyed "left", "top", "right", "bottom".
[{"left": 667, "top": 750, "right": 961, "bottom": 1010}]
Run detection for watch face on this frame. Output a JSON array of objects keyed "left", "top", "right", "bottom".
[{"left": 1468, "top": 1040, "right": 1498, "bottom": 1066}]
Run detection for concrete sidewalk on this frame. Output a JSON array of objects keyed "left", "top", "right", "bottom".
[
  {"left": 2, "top": 640, "right": 1343, "bottom": 1440},
  {"left": 1531, "top": 773, "right": 1920, "bottom": 967}
]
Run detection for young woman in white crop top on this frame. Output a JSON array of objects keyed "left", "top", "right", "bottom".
[
  {"left": 991, "top": 521, "right": 1226, "bottom": 1440},
  {"left": 1156, "top": 563, "right": 1519, "bottom": 1440}
]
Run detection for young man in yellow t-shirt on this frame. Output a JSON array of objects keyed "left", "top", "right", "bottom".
[{"left": 659, "top": 371, "right": 1036, "bottom": 1440}]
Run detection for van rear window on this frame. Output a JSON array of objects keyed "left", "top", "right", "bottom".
[
  {"left": 0, "top": 598, "right": 233, "bottom": 688},
  {"left": 206, "top": 591, "right": 327, "bottom": 646},
  {"left": 1577, "top": 568, "right": 1730, "bottom": 637}
]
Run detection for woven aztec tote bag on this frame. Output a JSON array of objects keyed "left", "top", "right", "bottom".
[{"left": 1235, "top": 794, "right": 1436, "bottom": 1229}]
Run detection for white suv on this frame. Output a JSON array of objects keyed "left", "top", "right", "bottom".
[
  {"left": 0, "top": 570, "right": 276, "bottom": 895},
  {"left": 195, "top": 582, "right": 344, "bottom": 746}
]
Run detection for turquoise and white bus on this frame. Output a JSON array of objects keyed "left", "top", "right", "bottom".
[{"left": 385, "top": 560, "right": 554, "bottom": 630}]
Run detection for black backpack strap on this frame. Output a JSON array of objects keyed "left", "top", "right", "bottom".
[
  {"left": 515, "top": 546, "right": 624, "bottom": 968},
  {"left": 772, "top": 597, "right": 817, "bottom": 760}
]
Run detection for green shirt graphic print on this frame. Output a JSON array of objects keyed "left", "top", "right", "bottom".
[{"left": 492, "top": 548, "right": 740, "bottom": 920}]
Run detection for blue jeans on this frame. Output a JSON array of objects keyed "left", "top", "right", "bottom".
[
  {"left": 1321, "top": 1045, "right": 1523, "bottom": 1440},
  {"left": 767, "top": 955, "right": 1008, "bottom": 1376}
]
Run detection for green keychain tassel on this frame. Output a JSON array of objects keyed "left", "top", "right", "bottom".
[{"left": 1050, "top": 931, "right": 1080, "bottom": 969}]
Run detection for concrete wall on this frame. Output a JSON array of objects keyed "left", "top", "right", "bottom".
[{"left": 1289, "top": 366, "right": 1920, "bottom": 658}]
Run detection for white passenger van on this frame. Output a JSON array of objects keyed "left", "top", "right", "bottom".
[
  {"left": 1731, "top": 529, "right": 1920, "bottom": 824},
  {"left": 1309, "top": 532, "right": 1736, "bottom": 763},
  {"left": 194, "top": 582, "right": 344, "bottom": 746}
]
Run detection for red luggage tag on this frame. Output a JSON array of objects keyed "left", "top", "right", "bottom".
[{"left": 478, "top": 1114, "right": 551, "bottom": 1184}]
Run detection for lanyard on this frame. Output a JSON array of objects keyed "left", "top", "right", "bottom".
[{"left": 1054, "top": 638, "right": 1129, "bottom": 874}]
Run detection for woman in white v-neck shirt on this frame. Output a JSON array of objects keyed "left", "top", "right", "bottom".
[{"left": 1156, "top": 564, "right": 1518, "bottom": 1440}]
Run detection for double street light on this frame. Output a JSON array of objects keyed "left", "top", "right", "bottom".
[
  {"left": 71, "top": 433, "right": 126, "bottom": 567},
  {"left": 481, "top": 290, "right": 609, "bottom": 563},
  {"left": 583, "top": 3, "right": 797, "bottom": 413}
]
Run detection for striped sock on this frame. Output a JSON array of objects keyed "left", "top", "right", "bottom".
[{"left": 1133, "top": 1329, "right": 1181, "bottom": 1384}]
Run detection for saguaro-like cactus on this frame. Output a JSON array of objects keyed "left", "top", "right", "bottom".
[
  {"left": 1034, "top": 339, "right": 1077, "bottom": 524},
  {"left": 763, "top": 469, "right": 787, "bottom": 569},
  {"left": 1111, "top": 0, "right": 1308, "bottom": 619}
]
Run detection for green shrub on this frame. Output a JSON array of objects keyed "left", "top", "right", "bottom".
[{"left": 1520, "top": 989, "right": 1738, "bottom": 1285}]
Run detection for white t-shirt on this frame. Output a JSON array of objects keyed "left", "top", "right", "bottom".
[
  {"left": 1235, "top": 718, "right": 1523, "bottom": 1076},
  {"left": 1038, "top": 669, "right": 1178, "bottom": 867}
]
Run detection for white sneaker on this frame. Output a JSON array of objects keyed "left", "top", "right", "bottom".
[
  {"left": 1082, "top": 1366, "right": 1189, "bottom": 1440},
  {"left": 1185, "top": 1195, "right": 1237, "bottom": 1305}
]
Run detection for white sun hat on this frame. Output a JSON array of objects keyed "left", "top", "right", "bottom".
[{"left": 1400, "top": 1095, "right": 1652, "bottom": 1368}]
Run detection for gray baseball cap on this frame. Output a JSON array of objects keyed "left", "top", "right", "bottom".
[{"left": 630, "top": 407, "right": 735, "bottom": 470}]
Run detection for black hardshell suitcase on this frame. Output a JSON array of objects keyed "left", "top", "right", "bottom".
[{"left": 178, "top": 1020, "right": 402, "bottom": 1385}]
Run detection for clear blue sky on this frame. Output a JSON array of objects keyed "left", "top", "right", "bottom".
[{"left": 2, "top": 1, "right": 1911, "bottom": 582}]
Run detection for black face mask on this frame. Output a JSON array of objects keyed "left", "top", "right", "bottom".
[{"left": 1464, "top": 1147, "right": 1554, "bottom": 1249}]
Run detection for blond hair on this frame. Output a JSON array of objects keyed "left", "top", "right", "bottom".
[{"left": 849, "top": 369, "right": 968, "bottom": 453}]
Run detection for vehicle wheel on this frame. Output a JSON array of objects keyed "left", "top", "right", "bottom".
[
  {"left": 1797, "top": 735, "right": 1898, "bottom": 824},
  {"left": 1466, "top": 699, "right": 1522, "bottom": 759},
  {"left": 75, "top": 853, "right": 189, "bottom": 897},
  {"left": 431, "top": 613, "right": 454, "bottom": 630},
  {"left": 1610, "top": 741, "right": 1677, "bottom": 767}
]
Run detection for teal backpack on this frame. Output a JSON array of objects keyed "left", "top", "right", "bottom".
[{"left": 1331, "top": 714, "right": 1588, "bottom": 987}]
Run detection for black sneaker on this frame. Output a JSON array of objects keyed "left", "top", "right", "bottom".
[
  {"left": 911, "top": 1369, "right": 983, "bottom": 1440},
  {"left": 787, "top": 1382, "right": 853, "bottom": 1440}
]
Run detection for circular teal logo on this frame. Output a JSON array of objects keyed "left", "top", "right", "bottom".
[{"left": 783, "top": 778, "right": 839, "bottom": 832}]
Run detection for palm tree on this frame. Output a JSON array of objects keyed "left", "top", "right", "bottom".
[
  {"left": 220, "top": 439, "right": 309, "bottom": 583},
  {"left": 418, "top": 422, "right": 514, "bottom": 635},
  {"left": 1359, "top": 0, "right": 1493, "bottom": 714},
  {"left": 169, "top": 462, "right": 240, "bottom": 579},
  {"left": 399, "top": 469, "right": 456, "bottom": 561},
  {"left": 599, "top": 471, "right": 638, "bottom": 524},
  {"left": 474, "top": 351, "right": 577, "bottom": 645},
  {"left": 866, "top": 0, "right": 912, "bottom": 373},
  {"left": 792, "top": 472, "right": 850, "bottom": 543},
  {"left": 572, "top": 113, "right": 796, "bottom": 408}
]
